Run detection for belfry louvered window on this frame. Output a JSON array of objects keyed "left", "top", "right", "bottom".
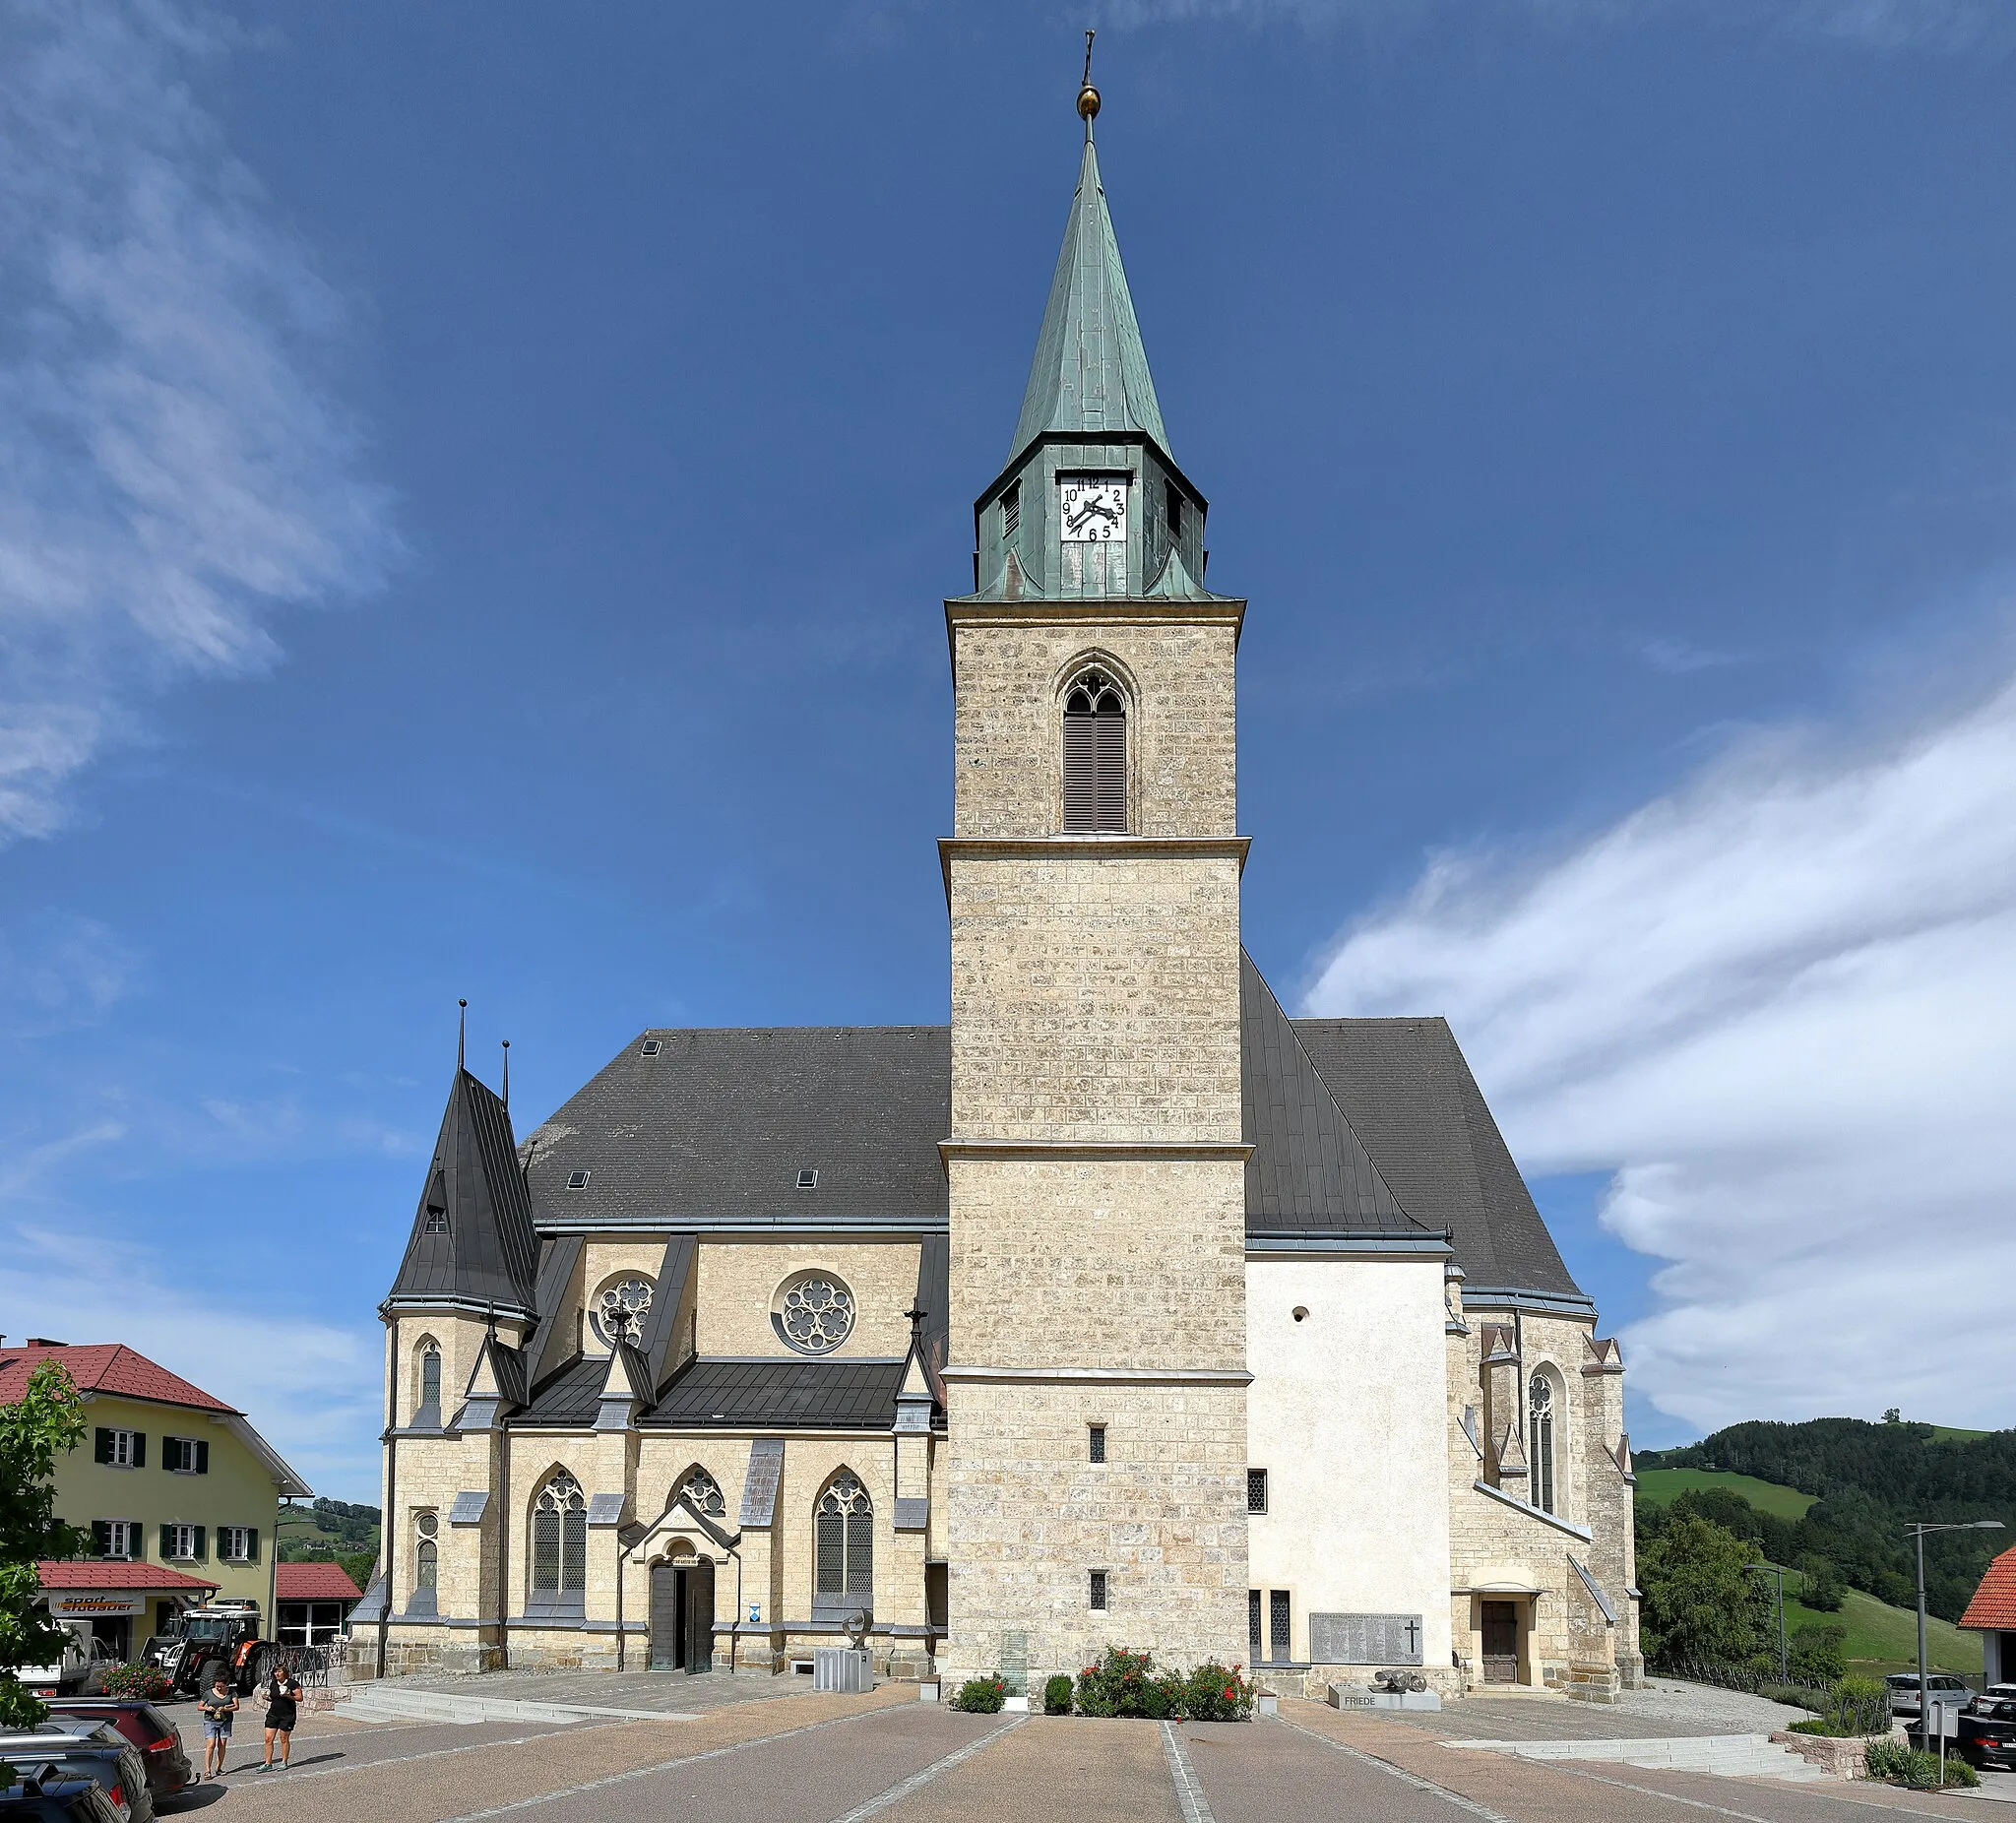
[
  {"left": 1063, "top": 672, "right": 1127, "bottom": 833},
  {"left": 813, "top": 1470, "right": 872, "bottom": 1620},
  {"left": 530, "top": 1469, "right": 587, "bottom": 1614}
]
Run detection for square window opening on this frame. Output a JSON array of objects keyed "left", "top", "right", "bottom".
[
  {"left": 795, "top": 1168, "right": 819, "bottom": 1190},
  {"left": 640, "top": 1038, "right": 662, "bottom": 1056},
  {"left": 565, "top": 1170, "right": 592, "bottom": 1190},
  {"left": 1089, "top": 1424, "right": 1106, "bottom": 1464},
  {"left": 1090, "top": 1569, "right": 1108, "bottom": 1612}
]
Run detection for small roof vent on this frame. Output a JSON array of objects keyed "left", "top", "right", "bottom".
[
  {"left": 640, "top": 1038, "right": 662, "bottom": 1057},
  {"left": 565, "top": 1170, "right": 592, "bottom": 1191},
  {"left": 795, "top": 1168, "right": 818, "bottom": 1190}
]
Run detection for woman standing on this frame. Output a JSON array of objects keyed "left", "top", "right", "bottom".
[{"left": 259, "top": 1659, "right": 302, "bottom": 1771}]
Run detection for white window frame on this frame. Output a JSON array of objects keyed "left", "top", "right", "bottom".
[
  {"left": 165, "top": 1436, "right": 199, "bottom": 1475},
  {"left": 99, "top": 1519, "right": 139, "bottom": 1559},
  {"left": 108, "top": 1429, "right": 138, "bottom": 1469},
  {"left": 167, "top": 1523, "right": 199, "bottom": 1561},
  {"left": 219, "top": 1526, "right": 252, "bottom": 1563}
]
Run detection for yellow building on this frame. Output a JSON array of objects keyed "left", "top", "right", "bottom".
[{"left": 3, "top": 1339, "right": 311, "bottom": 1659}]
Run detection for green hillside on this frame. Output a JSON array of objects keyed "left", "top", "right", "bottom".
[
  {"left": 1776, "top": 1573, "right": 1982, "bottom": 1676},
  {"left": 1638, "top": 1469, "right": 1814, "bottom": 1520}
]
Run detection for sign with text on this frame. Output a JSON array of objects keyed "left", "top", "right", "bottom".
[
  {"left": 49, "top": 1595, "right": 143, "bottom": 1617},
  {"left": 1309, "top": 1612, "right": 1424, "bottom": 1666}
]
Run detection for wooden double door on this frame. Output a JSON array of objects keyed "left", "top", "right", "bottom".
[
  {"left": 649, "top": 1559, "right": 715, "bottom": 1674},
  {"left": 1480, "top": 1601, "right": 1520, "bottom": 1684}
]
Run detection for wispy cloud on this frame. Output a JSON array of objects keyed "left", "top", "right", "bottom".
[
  {"left": 0, "top": 0, "right": 398, "bottom": 842},
  {"left": 1306, "top": 667, "right": 2016, "bottom": 1434}
]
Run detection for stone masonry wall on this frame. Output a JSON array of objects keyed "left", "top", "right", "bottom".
[{"left": 695, "top": 1238, "right": 920, "bottom": 1360}]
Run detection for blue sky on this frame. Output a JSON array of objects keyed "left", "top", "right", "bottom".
[{"left": 5, "top": 0, "right": 2015, "bottom": 1499}]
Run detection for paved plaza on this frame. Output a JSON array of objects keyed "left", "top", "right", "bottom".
[{"left": 154, "top": 1683, "right": 2013, "bottom": 1821}]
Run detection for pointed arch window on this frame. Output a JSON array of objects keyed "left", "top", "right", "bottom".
[
  {"left": 677, "top": 1468, "right": 725, "bottom": 1519},
  {"left": 813, "top": 1470, "right": 872, "bottom": 1620},
  {"left": 1063, "top": 672, "right": 1127, "bottom": 833},
  {"left": 530, "top": 1469, "right": 587, "bottom": 1614},
  {"left": 1528, "top": 1372, "right": 1557, "bottom": 1516},
  {"left": 414, "top": 1342, "right": 442, "bottom": 1429}
]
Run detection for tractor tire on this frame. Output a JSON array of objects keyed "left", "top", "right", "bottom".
[
  {"left": 196, "top": 1659, "right": 223, "bottom": 1695},
  {"left": 250, "top": 1647, "right": 276, "bottom": 1693}
]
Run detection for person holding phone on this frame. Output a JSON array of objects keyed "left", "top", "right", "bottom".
[{"left": 260, "top": 1660, "right": 302, "bottom": 1771}]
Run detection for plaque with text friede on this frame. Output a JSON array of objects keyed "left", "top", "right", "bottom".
[{"left": 1309, "top": 1612, "right": 1424, "bottom": 1666}]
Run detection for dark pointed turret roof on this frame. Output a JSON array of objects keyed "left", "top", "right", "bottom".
[
  {"left": 387, "top": 1068, "right": 540, "bottom": 1316},
  {"left": 1009, "top": 132, "right": 1169, "bottom": 464}
]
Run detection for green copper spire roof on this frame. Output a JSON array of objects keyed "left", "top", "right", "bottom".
[{"left": 1008, "top": 129, "right": 1170, "bottom": 463}]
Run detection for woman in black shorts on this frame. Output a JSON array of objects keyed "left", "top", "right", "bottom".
[{"left": 261, "top": 1662, "right": 302, "bottom": 1770}]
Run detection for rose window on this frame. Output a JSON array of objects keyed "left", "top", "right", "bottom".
[
  {"left": 773, "top": 1272, "right": 855, "bottom": 1355},
  {"left": 591, "top": 1276, "right": 654, "bottom": 1347}
]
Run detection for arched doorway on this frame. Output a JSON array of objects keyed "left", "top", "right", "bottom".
[{"left": 649, "top": 1554, "right": 715, "bottom": 1674}]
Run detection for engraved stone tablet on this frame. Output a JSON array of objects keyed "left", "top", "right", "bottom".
[{"left": 1309, "top": 1612, "right": 1424, "bottom": 1666}]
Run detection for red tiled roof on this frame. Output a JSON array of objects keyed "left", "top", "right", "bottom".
[
  {"left": 1961, "top": 1544, "right": 2016, "bottom": 1631},
  {"left": 39, "top": 1561, "right": 218, "bottom": 1592},
  {"left": 276, "top": 1562, "right": 363, "bottom": 1602},
  {"left": 0, "top": 1344, "right": 235, "bottom": 1414}
]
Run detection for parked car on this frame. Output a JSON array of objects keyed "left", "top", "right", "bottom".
[
  {"left": 0, "top": 1721, "right": 152, "bottom": 1823},
  {"left": 1953, "top": 1695, "right": 2016, "bottom": 1771},
  {"left": 1885, "top": 1671, "right": 1974, "bottom": 1717},
  {"left": 0, "top": 1776, "right": 124, "bottom": 1822},
  {"left": 17, "top": 1637, "right": 116, "bottom": 1699},
  {"left": 42, "top": 1704, "right": 188, "bottom": 1807}
]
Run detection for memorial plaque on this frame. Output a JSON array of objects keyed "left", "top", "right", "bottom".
[{"left": 1309, "top": 1612, "right": 1424, "bottom": 1666}]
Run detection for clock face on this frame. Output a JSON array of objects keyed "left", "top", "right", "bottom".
[{"left": 1059, "top": 475, "right": 1128, "bottom": 543}]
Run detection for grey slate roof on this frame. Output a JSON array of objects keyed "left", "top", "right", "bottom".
[
  {"left": 388, "top": 1068, "right": 540, "bottom": 1316},
  {"left": 643, "top": 1358, "right": 910, "bottom": 1430},
  {"left": 513, "top": 1353, "right": 607, "bottom": 1426},
  {"left": 1241, "top": 951, "right": 1422, "bottom": 1235},
  {"left": 1292, "top": 1017, "right": 1585, "bottom": 1302},
  {"left": 1008, "top": 134, "right": 1170, "bottom": 465},
  {"left": 524, "top": 1027, "right": 949, "bottom": 1228}
]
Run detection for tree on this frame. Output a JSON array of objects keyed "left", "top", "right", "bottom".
[
  {"left": 1883, "top": 1410, "right": 1901, "bottom": 1424},
  {"left": 1797, "top": 1554, "right": 1844, "bottom": 1612},
  {"left": 1638, "top": 1514, "right": 1773, "bottom": 1668},
  {"left": 0, "top": 1362, "right": 94, "bottom": 1729}
]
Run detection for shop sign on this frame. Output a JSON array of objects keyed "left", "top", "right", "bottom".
[{"left": 48, "top": 1595, "right": 144, "bottom": 1617}]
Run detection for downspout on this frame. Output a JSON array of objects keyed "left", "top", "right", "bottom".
[
  {"left": 615, "top": 1532, "right": 624, "bottom": 1671},
  {"left": 377, "top": 1330, "right": 396, "bottom": 1679}
]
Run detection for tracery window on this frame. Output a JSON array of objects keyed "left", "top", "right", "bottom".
[
  {"left": 1528, "top": 1372, "right": 1557, "bottom": 1516},
  {"left": 415, "top": 1511, "right": 439, "bottom": 1593},
  {"left": 773, "top": 1272, "right": 855, "bottom": 1356},
  {"left": 591, "top": 1276, "right": 654, "bottom": 1348},
  {"left": 415, "top": 1342, "right": 442, "bottom": 1428},
  {"left": 678, "top": 1467, "right": 726, "bottom": 1518},
  {"left": 1062, "top": 671, "right": 1127, "bottom": 833},
  {"left": 813, "top": 1470, "right": 872, "bottom": 1619},
  {"left": 531, "top": 1470, "right": 587, "bottom": 1605}
]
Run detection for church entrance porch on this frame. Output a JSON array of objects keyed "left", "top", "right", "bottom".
[{"left": 648, "top": 1559, "right": 714, "bottom": 1673}]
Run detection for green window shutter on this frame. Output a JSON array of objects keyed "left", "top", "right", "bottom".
[
  {"left": 193, "top": 1525, "right": 207, "bottom": 1561},
  {"left": 245, "top": 1527, "right": 259, "bottom": 1563},
  {"left": 196, "top": 1440, "right": 210, "bottom": 1475},
  {"left": 131, "top": 1432, "right": 146, "bottom": 1469},
  {"left": 94, "top": 1428, "right": 113, "bottom": 1465},
  {"left": 92, "top": 1521, "right": 111, "bottom": 1556},
  {"left": 159, "top": 1523, "right": 174, "bottom": 1558}
]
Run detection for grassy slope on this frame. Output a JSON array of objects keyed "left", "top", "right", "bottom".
[
  {"left": 1927, "top": 1425, "right": 1990, "bottom": 1443},
  {"left": 1636, "top": 1468, "right": 1816, "bottom": 1519},
  {"left": 1776, "top": 1576, "right": 1983, "bottom": 1675}
]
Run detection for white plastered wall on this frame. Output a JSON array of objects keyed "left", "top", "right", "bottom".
[{"left": 1246, "top": 1256, "right": 1452, "bottom": 1671}]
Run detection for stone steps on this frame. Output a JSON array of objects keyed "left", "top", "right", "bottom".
[{"left": 1440, "top": 1732, "right": 1832, "bottom": 1783}]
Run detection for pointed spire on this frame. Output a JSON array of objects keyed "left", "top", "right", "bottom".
[
  {"left": 1008, "top": 63, "right": 1169, "bottom": 463},
  {"left": 457, "top": 998, "right": 467, "bottom": 1070},
  {"left": 500, "top": 1038, "right": 510, "bottom": 1110}
]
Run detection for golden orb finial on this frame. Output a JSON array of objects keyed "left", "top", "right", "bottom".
[{"left": 1078, "top": 30, "right": 1100, "bottom": 125}]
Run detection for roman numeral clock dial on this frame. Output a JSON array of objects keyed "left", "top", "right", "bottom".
[{"left": 1059, "top": 475, "right": 1127, "bottom": 541}]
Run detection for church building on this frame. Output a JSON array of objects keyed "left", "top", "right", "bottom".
[{"left": 351, "top": 79, "right": 1641, "bottom": 1704}]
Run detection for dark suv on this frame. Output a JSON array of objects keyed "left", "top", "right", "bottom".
[
  {"left": 42, "top": 1704, "right": 188, "bottom": 1806},
  {"left": 0, "top": 1721, "right": 151, "bottom": 1823},
  {"left": 0, "top": 1775, "right": 124, "bottom": 1822},
  {"left": 1956, "top": 1695, "right": 2016, "bottom": 1771}
]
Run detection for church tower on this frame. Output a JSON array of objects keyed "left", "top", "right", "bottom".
[{"left": 940, "top": 70, "right": 1249, "bottom": 1683}]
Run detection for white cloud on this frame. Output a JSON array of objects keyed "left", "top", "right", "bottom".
[
  {"left": 0, "top": 0, "right": 397, "bottom": 841},
  {"left": 1306, "top": 671, "right": 2016, "bottom": 1434}
]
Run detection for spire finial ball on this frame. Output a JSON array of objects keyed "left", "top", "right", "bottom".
[{"left": 1078, "top": 81, "right": 1100, "bottom": 122}]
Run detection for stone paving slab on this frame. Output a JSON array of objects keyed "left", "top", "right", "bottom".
[
  {"left": 870, "top": 1714, "right": 1182, "bottom": 1823},
  {"left": 1382, "top": 1693, "right": 1746, "bottom": 1742}
]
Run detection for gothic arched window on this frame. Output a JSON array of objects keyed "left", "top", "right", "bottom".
[
  {"left": 531, "top": 1469, "right": 587, "bottom": 1605},
  {"left": 677, "top": 1467, "right": 726, "bottom": 1518},
  {"left": 415, "top": 1342, "right": 442, "bottom": 1428},
  {"left": 1063, "top": 673, "right": 1127, "bottom": 833},
  {"left": 1528, "top": 1372, "right": 1557, "bottom": 1516},
  {"left": 813, "top": 1470, "right": 872, "bottom": 1619}
]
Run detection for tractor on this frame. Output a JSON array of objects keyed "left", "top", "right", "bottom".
[{"left": 143, "top": 1600, "right": 279, "bottom": 1698}]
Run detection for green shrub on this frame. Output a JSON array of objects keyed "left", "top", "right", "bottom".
[
  {"left": 1788, "top": 1624, "right": 1847, "bottom": 1684},
  {"left": 1759, "top": 1681, "right": 1825, "bottom": 1713},
  {"left": 1788, "top": 1718, "right": 1830, "bottom": 1734},
  {"left": 1076, "top": 1645, "right": 1156, "bottom": 1719},
  {"left": 1862, "top": 1738, "right": 1979, "bottom": 1788},
  {"left": 950, "top": 1676, "right": 1005, "bottom": 1714},
  {"left": 1829, "top": 1675, "right": 1888, "bottom": 1739},
  {"left": 1180, "top": 1661, "right": 1254, "bottom": 1722},
  {"left": 1043, "top": 1673, "right": 1073, "bottom": 1716},
  {"left": 99, "top": 1663, "right": 172, "bottom": 1700},
  {"left": 1796, "top": 1555, "right": 1844, "bottom": 1612}
]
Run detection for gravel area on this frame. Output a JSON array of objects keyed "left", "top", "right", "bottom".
[{"left": 1609, "top": 1675, "right": 1814, "bottom": 1732}]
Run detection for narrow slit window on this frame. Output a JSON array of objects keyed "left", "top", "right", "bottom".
[
  {"left": 1248, "top": 1589, "right": 1263, "bottom": 1666},
  {"left": 1090, "top": 1570, "right": 1108, "bottom": 1612},
  {"left": 1166, "top": 483, "right": 1182, "bottom": 538},
  {"left": 1063, "top": 672, "right": 1127, "bottom": 834},
  {"left": 1269, "top": 1590, "right": 1292, "bottom": 1664},
  {"left": 1002, "top": 481, "right": 1021, "bottom": 542},
  {"left": 1089, "top": 1424, "right": 1106, "bottom": 1464},
  {"left": 1247, "top": 1468, "right": 1268, "bottom": 1514}
]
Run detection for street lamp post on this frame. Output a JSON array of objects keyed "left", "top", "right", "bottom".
[
  {"left": 1905, "top": 1519, "right": 2003, "bottom": 1784},
  {"left": 1745, "top": 1563, "right": 1787, "bottom": 1683}
]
